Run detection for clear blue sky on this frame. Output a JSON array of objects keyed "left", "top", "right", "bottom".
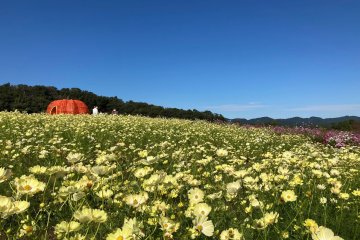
[{"left": 1, "top": 0, "right": 359, "bottom": 119}]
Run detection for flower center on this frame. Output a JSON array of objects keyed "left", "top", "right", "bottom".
[
  {"left": 23, "top": 185, "right": 32, "bottom": 191},
  {"left": 116, "top": 236, "right": 124, "bottom": 240},
  {"left": 196, "top": 225, "right": 203, "bottom": 232},
  {"left": 25, "top": 226, "right": 33, "bottom": 233}
]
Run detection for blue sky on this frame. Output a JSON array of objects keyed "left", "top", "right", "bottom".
[{"left": 1, "top": 0, "right": 359, "bottom": 119}]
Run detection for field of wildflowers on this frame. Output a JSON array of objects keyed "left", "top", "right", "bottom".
[
  {"left": 0, "top": 112, "right": 359, "bottom": 239},
  {"left": 270, "top": 126, "right": 360, "bottom": 148}
]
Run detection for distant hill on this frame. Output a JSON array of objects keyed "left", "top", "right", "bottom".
[
  {"left": 0, "top": 83, "right": 225, "bottom": 121},
  {"left": 231, "top": 116, "right": 360, "bottom": 129}
]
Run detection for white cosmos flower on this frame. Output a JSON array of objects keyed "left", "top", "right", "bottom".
[
  {"left": 193, "top": 216, "right": 214, "bottom": 237},
  {"left": 66, "top": 152, "right": 84, "bottom": 164},
  {"left": 216, "top": 149, "right": 228, "bottom": 157},
  {"left": 91, "top": 165, "right": 112, "bottom": 176},
  {"left": 96, "top": 189, "right": 114, "bottom": 199},
  {"left": 14, "top": 175, "right": 46, "bottom": 196},
  {"left": 124, "top": 192, "right": 148, "bottom": 208},
  {"left": 106, "top": 217, "right": 143, "bottom": 240},
  {"left": 226, "top": 181, "right": 241, "bottom": 194},
  {"left": 122, "top": 218, "right": 144, "bottom": 237},
  {"left": 320, "top": 197, "right": 327, "bottom": 204},
  {"left": 55, "top": 221, "right": 81, "bottom": 238},
  {"left": 0, "top": 168, "right": 12, "bottom": 182},
  {"left": 193, "top": 203, "right": 212, "bottom": 217},
  {"left": 188, "top": 188, "right": 204, "bottom": 205},
  {"left": 0, "top": 196, "right": 30, "bottom": 218},
  {"left": 106, "top": 228, "right": 130, "bottom": 240},
  {"left": 311, "top": 226, "right": 343, "bottom": 240},
  {"left": 12, "top": 201, "right": 30, "bottom": 214},
  {"left": 73, "top": 207, "right": 107, "bottom": 223},
  {"left": 92, "top": 209, "right": 108, "bottom": 223},
  {"left": 73, "top": 208, "right": 93, "bottom": 223},
  {"left": 281, "top": 190, "right": 297, "bottom": 202},
  {"left": 0, "top": 196, "right": 14, "bottom": 218},
  {"left": 220, "top": 228, "right": 243, "bottom": 240}
]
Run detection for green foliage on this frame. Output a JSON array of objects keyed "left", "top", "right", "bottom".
[
  {"left": 0, "top": 83, "right": 225, "bottom": 121},
  {"left": 331, "top": 119, "right": 360, "bottom": 131}
]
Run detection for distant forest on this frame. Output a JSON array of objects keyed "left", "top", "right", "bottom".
[
  {"left": 0, "top": 83, "right": 225, "bottom": 121},
  {"left": 231, "top": 116, "right": 360, "bottom": 132}
]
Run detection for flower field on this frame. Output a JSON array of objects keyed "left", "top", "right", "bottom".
[{"left": 0, "top": 112, "right": 359, "bottom": 239}]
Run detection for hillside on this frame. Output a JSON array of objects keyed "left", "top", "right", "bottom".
[
  {"left": 0, "top": 83, "right": 225, "bottom": 121},
  {"left": 231, "top": 116, "right": 360, "bottom": 129}
]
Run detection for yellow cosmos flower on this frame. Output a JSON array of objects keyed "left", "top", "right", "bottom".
[
  {"left": 338, "top": 192, "right": 349, "bottom": 200},
  {"left": 253, "top": 211, "right": 279, "bottom": 229},
  {"left": 29, "top": 165, "right": 47, "bottom": 175},
  {"left": 289, "top": 175, "right": 303, "bottom": 186},
  {"left": 263, "top": 211, "right": 279, "bottom": 225},
  {"left": 352, "top": 189, "right": 360, "bottom": 196},
  {"left": 138, "top": 150, "right": 148, "bottom": 158},
  {"left": 19, "top": 223, "right": 36, "bottom": 237},
  {"left": 134, "top": 166, "right": 153, "bottom": 178},
  {"left": 304, "top": 219, "right": 319, "bottom": 233}
]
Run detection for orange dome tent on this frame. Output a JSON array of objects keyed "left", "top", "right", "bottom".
[{"left": 47, "top": 99, "right": 89, "bottom": 115}]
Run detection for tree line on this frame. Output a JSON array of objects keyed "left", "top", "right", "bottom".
[
  {"left": 331, "top": 119, "right": 360, "bottom": 132},
  {"left": 0, "top": 83, "right": 225, "bottom": 121}
]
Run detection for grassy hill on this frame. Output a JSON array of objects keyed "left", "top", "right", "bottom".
[{"left": 232, "top": 116, "right": 360, "bottom": 130}]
